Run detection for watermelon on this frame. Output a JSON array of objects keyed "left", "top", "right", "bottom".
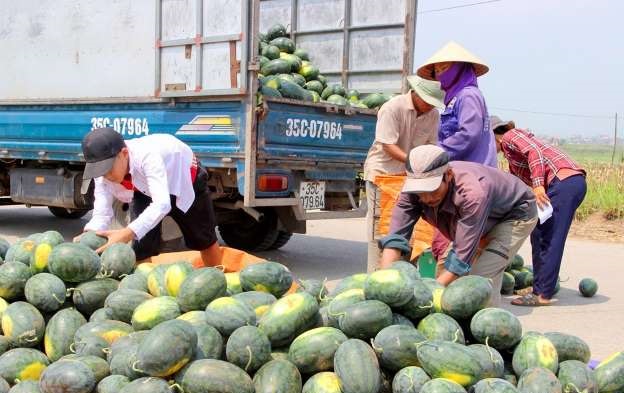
[
  {"left": 79, "top": 231, "right": 107, "bottom": 250},
  {"left": 557, "top": 360, "right": 598, "bottom": 393},
  {"left": 432, "top": 288, "right": 445, "bottom": 313},
  {"left": 89, "top": 308, "right": 114, "bottom": 322},
  {"left": 338, "top": 300, "right": 393, "bottom": 340},
  {"left": 262, "top": 45, "right": 281, "bottom": 60},
  {"left": 417, "top": 341, "right": 483, "bottom": 387},
  {"left": 131, "top": 296, "right": 181, "bottom": 330},
  {"left": 225, "top": 272, "right": 243, "bottom": 295},
  {"left": 233, "top": 291, "right": 277, "bottom": 318},
  {"left": 24, "top": 273, "right": 66, "bottom": 313},
  {"left": 192, "top": 324, "right": 223, "bottom": 360},
  {"left": 441, "top": 275, "right": 492, "bottom": 320},
  {"left": 514, "top": 271, "right": 533, "bottom": 290},
  {"left": 146, "top": 265, "right": 168, "bottom": 297},
  {"left": 330, "top": 274, "right": 368, "bottom": 296},
  {"left": 372, "top": 325, "right": 426, "bottom": 372},
  {"left": 48, "top": 243, "right": 101, "bottom": 282},
  {"left": 469, "top": 378, "right": 518, "bottom": 393},
  {"left": 4, "top": 240, "right": 36, "bottom": 265},
  {"left": 253, "top": 359, "right": 302, "bottom": 393},
  {"left": 0, "top": 337, "right": 10, "bottom": 357},
  {"left": 364, "top": 269, "right": 413, "bottom": 307},
  {"left": 501, "top": 272, "right": 515, "bottom": 295},
  {"left": 30, "top": 242, "right": 53, "bottom": 274},
  {"left": 326, "top": 94, "right": 348, "bottom": 106},
  {"left": 61, "top": 355, "right": 110, "bottom": 383},
  {"left": 72, "top": 278, "right": 119, "bottom": 316},
  {"left": 133, "top": 263, "right": 154, "bottom": 279},
  {"left": 240, "top": 261, "right": 293, "bottom": 298},
  {"left": 107, "top": 334, "right": 147, "bottom": 380},
  {"left": 302, "top": 372, "right": 342, "bottom": 393},
  {"left": 361, "top": 93, "right": 389, "bottom": 109},
  {"left": 543, "top": 332, "right": 591, "bottom": 363},
  {"left": 118, "top": 377, "right": 170, "bottom": 393},
  {"left": 0, "top": 348, "right": 49, "bottom": 384},
  {"left": 95, "top": 375, "right": 130, "bottom": 393},
  {"left": 38, "top": 231, "right": 64, "bottom": 246},
  {"left": 267, "top": 23, "right": 287, "bottom": 40},
  {"left": 1, "top": 302, "right": 44, "bottom": 347},
  {"left": 71, "top": 335, "right": 108, "bottom": 359},
  {"left": 74, "top": 320, "right": 133, "bottom": 346},
  {"left": 226, "top": 326, "right": 271, "bottom": 373},
  {"left": 104, "top": 289, "right": 153, "bottom": 323},
  {"left": 205, "top": 297, "right": 256, "bottom": 336},
  {"left": 393, "top": 313, "right": 415, "bottom": 328},
  {"left": 334, "top": 339, "right": 381, "bottom": 393},
  {"left": 304, "top": 81, "right": 324, "bottom": 95},
  {"left": 270, "top": 37, "right": 296, "bottom": 53},
  {"left": 512, "top": 333, "right": 558, "bottom": 376},
  {"left": 595, "top": 351, "right": 624, "bottom": 392},
  {"left": 325, "top": 289, "right": 365, "bottom": 327},
  {"left": 470, "top": 308, "right": 523, "bottom": 350},
  {"left": 177, "top": 267, "right": 227, "bottom": 312},
  {"left": 579, "top": 278, "right": 598, "bottom": 297},
  {"left": 0, "top": 261, "right": 31, "bottom": 301},
  {"left": 398, "top": 279, "right": 434, "bottom": 320},
  {"left": 420, "top": 379, "right": 467, "bottom": 393},
  {"left": 258, "top": 292, "right": 319, "bottom": 347},
  {"left": 175, "top": 359, "right": 254, "bottom": 393},
  {"left": 6, "top": 380, "right": 39, "bottom": 392},
  {"left": 469, "top": 344, "right": 505, "bottom": 379},
  {"left": 177, "top": 311, "right": 207, "bottom": 326},
  {"left": 99, "top": 244, "right": 135, "bottom": 279},
  {"left": 392, "top": 366, "right": 431, "bottom": 393},
  {"left": 279, "top": 52, "right": 302, "bottom": 72},
  {"left": 288, "top": 327, "right": 347, "bottom": 374},
  {"left": 44, "top": 308, "right": 87, "bottom": 361},
  {"left": 118, "top": 274, "right": 148, "bottom": 292},
  {"left": 135, "top": 319, "right": 196, "bottom": 377},
  {"left": 164, "top": 262, "right": 193, "bottom": 297},
  {"left": 0, "top": 238, "right": 9, "bottom": 259},
  {"left": 390, "top": 260, "right": 421, "bottom": 282},
  {"left": 417, "top": 313, "right": 465, "bottom": 344},
  {"left": 296, "top": 279, "right": 328, "bottom": 302},
  {"left": 516, "top": 367, "right": 561, "bottom": 393},
  {"left": 39, "top": 360, "right": 96, "bottom": 393},
  {"left": 271, "top": 347, "right": 290, "bottom": 362}
]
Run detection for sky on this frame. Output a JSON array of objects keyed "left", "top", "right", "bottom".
[{"left": 414, "top": 0, "right": 624, "bottom": 138}]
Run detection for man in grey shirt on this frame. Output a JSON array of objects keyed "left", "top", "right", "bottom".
[{"left": 379, "top": 145, "right": 538, "bottom": 305}]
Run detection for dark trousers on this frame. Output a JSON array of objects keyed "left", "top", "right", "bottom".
[{"left": 531, "top": 175, "right": 587, "bottom": 299}]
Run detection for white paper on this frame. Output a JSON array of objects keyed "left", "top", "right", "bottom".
[{"left": 538, "top": 202, "right": 553, "bottom": 224}]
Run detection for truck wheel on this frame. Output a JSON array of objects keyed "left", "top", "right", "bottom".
[
  {"left": 218, "top": 208, "right": 280, "bottom": 252},
  {"left": 48, "top": 206, "right": 90, "bottom": 219},
  {"left": 268, "top": 231, "right": 293, "bottom": 250}
]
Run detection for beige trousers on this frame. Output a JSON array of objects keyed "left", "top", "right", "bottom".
[{"left": 366, "top": 181, "right": 382, "bottom": 272}]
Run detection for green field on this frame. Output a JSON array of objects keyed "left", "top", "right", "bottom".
[{"left": 559, "top": 143, "right": 624, "bottom": 164}]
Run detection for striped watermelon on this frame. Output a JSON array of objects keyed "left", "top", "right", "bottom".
[
  {"left": 135, "top": 320, "right": 197, "bottom": 377},
  {"left": 516, "top": 367, "right": 562, "bottom": 393},
  {"left": 118, "top": 376, "right": 170, "bottom": 393},
  {"left": 512, "top": 333, "right": 559, "bottom": 376},
  {"left": 205, "top": 297, "right": 256, "bottom": 336},
  {"left": 240, "top": 261, "right": 293, "bottom": 298},
  {"left": 177, "top": 267, "right": 227, "bottom": 312},
  {"left": 24, "top": 273, "right": 66, "bottom": 313},
  {"left": 334, "top": 339, "right": 381, "bottom": 393},
  {"left": 48, "top": 243, "right": 101, "bottom": 283},
  {"left": 175, "top": 359, "right": 254, "bottom": 393},
  {"left": 417, "top": 313, "right": 465, "bottom": 344},
  {"left": 417, "top": 341, "right": 483, "bottom": 387},
  {"left": 164, "top": 262, "right": 194, "bottom": 297},
  {"left": 372, "top": 325, "right": 426, "bottom": 372},
  {"left": 364, "top": 269, "right": 414, "bottom": 307},
  {"left": 258, "top": 292, "right": 318, "bottom": 347},
  {"left": 0, "top": 262, "right": 31, "bottom": 301},
  {"left": 253, "top": 359, "right": 302, "bottom": 393},
  {"left": 470, "top": 308, "right": 523, "bottom": 351},
  {"left": 595, "top": 351, "right": 624, "bottom": 392},
  {"left": 72, "top": 278, "right": 120, "bottom": 316},
  {"left": 95, "top": 375, "right": 130, "bottom": 393},
  {"left": 131, "top": 296, "right": 181, "bottom": 331},
  {"left": 39, "top": 359, "right": 96, "bottom": 393},
  {"left": 288, "top": 327, "right": 347, "bottom": 374},
  {"left": 226, "top": 326, "right": 271, "bottom": 373},
  {"left": 302, "top": 372, "right": 342, "bottom": 393},
  {"left": 0, "top": 348, "right": 49, "bottom": 384},
  {"left": 1, "top": 302, "right": 45, "bottom": 347},
  {"left": 104, "top": 289, "right": 153, "bottom": 323},
  {"left": 392, "top": 366, "right": 431, "bottom": 393},
  {"left": 100, "top": 244, "right": 136, "bottom": 279},
  {"left": 557, "top": 360, "right": 598, "bottom": 393},
  {"left": 73, "top": 320, "right": 133, "bottom": 346},
  {"left": 44, "top": 308, "right": 87, "bottom": 361},
  {"left": 29, "top": 242, "right": 54, "bottom": 274}
]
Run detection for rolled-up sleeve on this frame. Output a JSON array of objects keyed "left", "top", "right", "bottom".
[
  {"left": 84, "top": 178, "right": 114, "bottom": 232},
  {"left": 388, "top": 192, "right": 423, "bottom": 241},
  {"left": 127, "top": 153, "right": 172, "bottom": 240},
  {"left": 450, "top": 190, "right": 490, "bottom": 274},
  {"left": 375, "top": 107, "right": 400, "bottom": 145},
  {"left": 439, "top": 95, "right": 484, "bottom": 161}
]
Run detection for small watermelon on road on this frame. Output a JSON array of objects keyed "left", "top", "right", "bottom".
[{"left": 579, "top": 278, "right": 598, "bottom": 297}]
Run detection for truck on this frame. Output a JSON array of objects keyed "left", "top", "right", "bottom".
[{"left": 0, "top": 0, "right": 417, "bottom": 251}]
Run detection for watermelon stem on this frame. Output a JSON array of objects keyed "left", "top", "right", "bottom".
[
  {"left": 370, "top": 339, "right": 383, "bottom": 353},
  {"left": 102, "top": 347, "right": 111, "bottom": 354},
  {"left": 244, "top": 345, "right": 254, "bottom": 372},
  {"left": 169, "top": 382, "right": 184, "bottom": 392},
  {"left": 326, "top": 304, "right": 346, "bottom": 319},
  {"left": 66, "top": 288, "right": 77, "bottom": 297},
  {"left": 418, "top": 301, "right": 434, "bottom": 310},
  {"left": 318, "top": 277, "right": 329, "bottom": 301},
  {"left": 567, "top": 382, "right": 582, "bottom": 393},
  {"left": 213, "top": 265, "right": 226, "bottom": 272},
  {"left": 414, "top": 340, "right": 427, "bottom": 348},
  {"left": 484, "top": 337, "right": 495, "bottom": 362},
  {"left": 131, "top": 360, "right": 145, "bottom": 374},
  {"left": 453, "top": 329, "right": 461, "bottom": 343},
  {"left": 69, "top": 342, "right": 77, "bottom": 353},
  {"left": 52, "top": 293, "right": 65, "bottom": 304}
]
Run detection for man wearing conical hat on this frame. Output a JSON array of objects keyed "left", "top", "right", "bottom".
[
  {"left": 363, "top": 76, "right": 445, "bottom": 271},
  {"left": 417, "top": 41, "right": 499, "bottom": 274}
]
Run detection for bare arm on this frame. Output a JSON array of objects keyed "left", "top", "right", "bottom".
[{"left": 382, "top": 143, "right": 407, "bottom": 163}]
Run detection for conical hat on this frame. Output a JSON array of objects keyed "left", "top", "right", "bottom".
[{"left": 417, "top": 41, "right": 489, "bottom": 80}]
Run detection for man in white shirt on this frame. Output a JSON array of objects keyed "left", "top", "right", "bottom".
[{"left": 78, "top": 127, "right": 222, "bottom": 265}]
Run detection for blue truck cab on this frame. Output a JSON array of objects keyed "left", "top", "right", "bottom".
[{"left": 0, "top": 0, "right": 416, "bottom": 251}]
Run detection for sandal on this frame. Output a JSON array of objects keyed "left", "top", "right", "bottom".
[
  {"left": 514, "top": 287, "right": 533, "bottom": 296},
  {"left": 511, "top": 293, "right": 551, "bottom": 307}
]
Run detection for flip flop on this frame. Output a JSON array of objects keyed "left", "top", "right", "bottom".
[
  {"left": 511, "top": 293, "right": 551, "bottom": 307},
  {"left": 514, "top": 287, "right": 533, "bottom": 296}
]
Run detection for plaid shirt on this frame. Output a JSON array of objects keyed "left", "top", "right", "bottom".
[{"left": 501, "top": 129, "right": 584, "bottom": 188}]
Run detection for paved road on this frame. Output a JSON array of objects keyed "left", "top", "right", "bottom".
[{"left": 1, "top": 205, "right": 622, "bottom": 360}]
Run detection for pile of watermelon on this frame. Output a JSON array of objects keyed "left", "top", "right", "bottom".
[
  {"left": 0, "top": 232, "right": 623, "bottom": 393},
  {"left": 257, "top": 23, "right": 392, "bottom": 109}
]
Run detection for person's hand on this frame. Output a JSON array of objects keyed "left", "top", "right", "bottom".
[
  {"left": 436, "top": 270, "right": 458, "bottom": 286},
  {"left": 95, "top": 228, "right": 135, "bottom": 254},
  {"left": 533, "top": 186, "right": 550, "bottom": 209}
]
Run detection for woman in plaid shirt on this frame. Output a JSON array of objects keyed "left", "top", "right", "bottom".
[{"left": 492, "top": 116, "right": 587, "bottom": 306}]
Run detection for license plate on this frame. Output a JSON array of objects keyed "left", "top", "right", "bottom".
[{"left": 299, "top": 181, "right": 325, "bottom": 210}]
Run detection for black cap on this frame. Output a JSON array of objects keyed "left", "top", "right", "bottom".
[{"left": 81, "top": 127, "right": 125, "bottom": 188}]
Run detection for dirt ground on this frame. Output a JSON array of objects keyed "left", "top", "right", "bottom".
[{"left": 569, "top": 213, "right": 624, "bottom": 243}]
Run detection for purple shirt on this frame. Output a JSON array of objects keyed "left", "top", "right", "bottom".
[
  {"left": 438, "top": 86, "right": 498, "bottom": 167},
  {"left": 389, "top": 161, "right": 536, "bottom": 265}
]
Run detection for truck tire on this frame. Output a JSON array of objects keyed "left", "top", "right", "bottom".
[
  {"left": 48, "top": 206, "right": 90, "bottom": 219},
  {"left": 218, "top": 208, "right": 280, "bottom": 252},
  {"left": 268, "top": 231, "right": 293, "bottom": 250}
]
